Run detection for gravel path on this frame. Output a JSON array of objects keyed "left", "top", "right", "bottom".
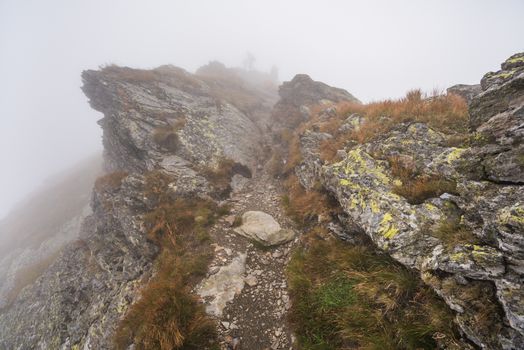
[{"left": 197, "top": 171, "right": 298, "bottom": 350}]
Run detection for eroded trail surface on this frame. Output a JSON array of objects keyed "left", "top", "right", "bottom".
[{"left": 196, "top": 170, "right": 298, "bottom": 350}]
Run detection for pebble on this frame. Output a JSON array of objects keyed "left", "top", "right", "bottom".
[{"left": 245, "top": 275, "right": 258, "bottom": 287}]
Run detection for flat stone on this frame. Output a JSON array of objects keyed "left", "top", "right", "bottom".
[
  {"left": 196, "top": 253, "right": 246, "bottom": 317},
  {"left": 234, "top": 211, "right": 295, "bottom": 246},
  {"left": 245, "top": 275, "right": 258, "bottom": 287}
]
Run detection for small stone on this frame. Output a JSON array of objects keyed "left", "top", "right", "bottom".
[
  {"left": 221, "top": 321, "right": 230, "bottom": 329},
  {"left": 272, "top": 251, "right": 283, "bottom": 258},
  {"left": 224, "top": 215, "right": 236, "bottom": 226},
  {"left": 245, "top": 275, "right": 258, "bottom": 287}
]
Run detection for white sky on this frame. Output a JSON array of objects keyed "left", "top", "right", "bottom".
[{"left": 0, "top": 0, "right": 523, "bottom": 219}]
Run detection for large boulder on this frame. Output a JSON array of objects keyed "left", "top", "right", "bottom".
[{"left": 234, "top": 211, "right": 295, "bottom": 246}]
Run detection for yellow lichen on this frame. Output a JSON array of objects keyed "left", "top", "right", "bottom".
[
  {"left": 378, "top": 213, "right": 399, "bottom": 239},
  {"left": 507, "top": 56, "right": 524, "bottom": 64},
  {"left": 446, "top": 148, "right": 465, "bottom": 164},
  {"left": 370, "top": 200, "right": 380, "bottom": 213}
]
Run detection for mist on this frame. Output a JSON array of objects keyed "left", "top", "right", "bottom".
[{"left": 1, "top": 0, "right": 523, "bottom": 219}]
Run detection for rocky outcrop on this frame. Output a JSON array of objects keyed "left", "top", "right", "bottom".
[
  {"left": 447, "top": 84, "right": 482, "bottom": 104},
  {"left": 469, "top": 52, "right": 524, "bottom": 130},
  {"left": 0, "top": 63, "right": 276, "bottom": 349},
  {"left": 0, "top": 174, "right": 158, "bottom": 349},
  {"left": 271, "top": 74, "right": 360, "bottom": 131},
  {"left": 82, "top": 64, "right": 277, "bottom": 175},
  {"left": 291, "top": 53, "right": 524, "bottom": 349}
]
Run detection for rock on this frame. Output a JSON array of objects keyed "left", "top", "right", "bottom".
[
  {"left": 231, "top": 173, "right": 250, "bottom": 193},
  {"left": 470, "top": 52, "right": 524, "bottom": 130},
  {"left": 271, "top": 74, "right": 360, "bottom": 131},
  {"left": 245, "top": 275, "right": 258, "bottom": 287},
  {"left": 446, "top": 84, "right": 481, "bottom": 104},
  {"left": 81, "top": 64, "right": 276, "bottom": 175},
  {"left": 234, "top": 211, "right": 295, "bottom": 246},
  {"left": 0, "top": 174, "right": 158, "bottom": 349},
  {"left": 196, "top": 253, "right": 246, "bottom": 317},
  {"left": 287, "top": 53, "right": 524, "bottom": 349},
  {"left": 224, "top": 215, "right": 237, "bottom": 226}
]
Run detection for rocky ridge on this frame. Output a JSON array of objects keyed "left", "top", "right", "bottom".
[{"left": 289, "top": 53, "right": 524, "bottom": 349}]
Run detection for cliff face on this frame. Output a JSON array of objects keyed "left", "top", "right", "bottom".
[
  {"left": 0, "top": 64, "right": 277, "bottom": 349},
  {"left": 290, "top": 53, "right": 524, "bottom": 349}
]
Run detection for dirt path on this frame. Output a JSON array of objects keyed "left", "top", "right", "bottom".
[{"left": 196, "top": 170, "right": 298, "bottom": 350}]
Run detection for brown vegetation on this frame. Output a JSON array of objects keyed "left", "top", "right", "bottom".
[
  {"left": 432, "top": 220, "right": 479, "bottom": 248},
  {"left": 94, "top": 171, "right": 128, "bottom": 191},
  {"left": 152, "top": 118, "right": 186, "bottom": 152},
  {"left": 114, "top": 171, "right": 226, "bottom": 350},
  {"left": 309, "top": 90, "right": 469, "bottom": 163},
  {"left": 101, "top": 65, "right": 160, "bottom": 83},
  {"left": 386, "top": 156, "right": 458, "bottom": 204},
  {"left": 282, "top": 175, "right": 341, "bottom": 227}
]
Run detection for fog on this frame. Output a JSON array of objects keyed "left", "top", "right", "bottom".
[{"left": 0, "top": 0, "right": 523, "bottom": 219}]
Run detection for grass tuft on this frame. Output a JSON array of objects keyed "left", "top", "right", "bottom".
[
  {"left": 287, "top": 236, "right": 462, "bottom": 350},
  {"left": 114, "top": 172, "right": 225, "bottom": 350}
]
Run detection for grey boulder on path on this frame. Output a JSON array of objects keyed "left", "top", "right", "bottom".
[{"left": 234, "top": 211, "right": 295, "bottom": 247}]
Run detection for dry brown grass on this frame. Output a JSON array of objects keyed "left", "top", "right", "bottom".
[
  {"left": 432, "top": 220, "right": 479, "bottom": 248},
  {"left": 385, "top": 156, "right": 458, "bottom": 205},
  {"left": 309, "top": 90, "right": 469, "bottom": 163},
  {"left": 101, "top": 65, "right": 159, "bottom": 83},
  {"left": 94, "top": 171, "right": 128, "bottom": 191},
  {"left": 393, "top": 176, "right": 457, "bottom": 205},
  {"left": 152, "top": 119, "right": 186, "bottom": 152},
  {"left": 199, "top": 158, "right": 252, "bottom": 197},
  {"left": 114, "top": 172, "right": 225, "bottom": 350},
  {"left": 282, "top": 175, "right": 341, "bottom": 227}
]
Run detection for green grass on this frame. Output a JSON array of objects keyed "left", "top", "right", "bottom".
[{"left": 287, "top": 236, "right": 461, "bottom": 350}]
